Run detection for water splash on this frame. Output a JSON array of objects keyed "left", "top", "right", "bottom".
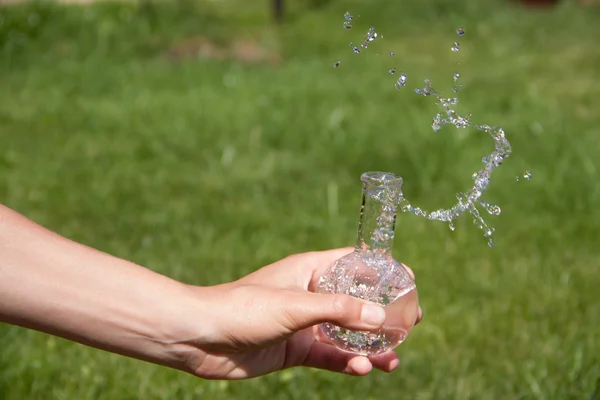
[
  {"left": 401, "top": 27, "right": 512, "bottom": 246},
  {"left": 396, "top": 73, "right": 512, "bottom": 247},
  {"left": 334, "top": 17, "right": 521, "bottom": 247}
]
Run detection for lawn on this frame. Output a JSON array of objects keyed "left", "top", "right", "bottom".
[{"left": 1, "top": 0, "right": 599, "bottom": 399}]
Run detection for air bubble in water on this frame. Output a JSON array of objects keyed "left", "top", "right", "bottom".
[
  {"left": 395, "top": 73, "right": 407, "bottom": 89},
  {"left": 334, "top": 61, "right": 341, "bottom": 68},
  {"left": 452, "top": 42, "right": 460, "bottom": 52},
  {"left": 524, "top": 170, "right": 532, "bottom": 180},
  {"left": 344, "top": 22, "right": 352, "bottom": 30},
  {"left": 344, "top": 11, "right": 353, "bottom": 21},
  {"left": 457, "top": 27, "right": 465, "bottom": 36},
  {"left": 389, "top": 51, "right": 395, "bottom": 56},
  {"left": 389, "top": 68, "right": 396, "bottom": 75}
]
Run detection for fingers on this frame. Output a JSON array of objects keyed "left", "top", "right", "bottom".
[
  {"left": 240, "top": 247, "right": 355, "bottom": 290},
  {"left": 302, "top": 341, "right": 373, "bottom": 376},
  {"left": 401, "top": 263, "right": 424, "bottom": 325},
  {"left": 301, "top": 343, "right": 400, "bottom": 376},
  {"left": 282, "top": 292, "right": 386, "bottom": 333},
  {"left": 368, "top": 350, "right": 400, "bottom": 372},
  {"left": 416, "top": 307, "right": 423, "bottom": 325}
]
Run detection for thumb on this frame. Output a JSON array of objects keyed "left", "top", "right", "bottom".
[{"left": 282, "top": 292, "right": 386, "bottom": 332}]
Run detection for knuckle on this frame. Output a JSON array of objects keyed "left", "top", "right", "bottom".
[{"left": 331, "top": 294, "right": 353, "bottom": 314}]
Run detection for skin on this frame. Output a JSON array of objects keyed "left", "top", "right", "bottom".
[{"left": 0, "top": 204, "right": 422, "bottom": 380}]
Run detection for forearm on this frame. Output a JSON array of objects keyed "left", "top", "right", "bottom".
[{"left": 0, "top": 204, "right": 202, "bottom": 371}]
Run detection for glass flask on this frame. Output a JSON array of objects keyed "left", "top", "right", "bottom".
[{"left": 316, "top": 171, "right": 419, "bottom": 356}]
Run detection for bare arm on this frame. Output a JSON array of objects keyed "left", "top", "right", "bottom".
[
  {"left": 0, "top": 204, "right": 200, "bottom": 371},
  {"left": 0, "top": 204, "right": 418, "bottom": 379}
]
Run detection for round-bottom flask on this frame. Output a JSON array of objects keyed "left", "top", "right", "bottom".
[{"left": 316, "top": 172, "right": 419, "bottom": 356}]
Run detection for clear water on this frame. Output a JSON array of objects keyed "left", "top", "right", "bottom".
[
  {"left": 334, "top": 13, "right": 530, "bottom": 248},
  {"left": 318, "top": 13, "right": 533, "bottom": 356},
  {"left": 316, "top": 251, "right": 419, "bottom": 355}
]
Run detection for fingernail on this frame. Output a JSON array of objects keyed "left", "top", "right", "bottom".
[{"left": 360, "top": 304, "right": 386, "bottom": 327}]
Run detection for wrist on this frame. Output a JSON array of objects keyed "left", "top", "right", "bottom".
[{"left": 142, "top": 283, "right": 216, "bottom": 374}]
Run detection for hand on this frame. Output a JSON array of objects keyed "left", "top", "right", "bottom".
[
  {"left": 0, "top": 206, "right": 421, "bottom": 381},
  {"left": 177, "top": 248, "right": 423, "bottom": 379}
]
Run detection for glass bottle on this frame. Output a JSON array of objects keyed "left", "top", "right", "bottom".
[{"left": 316, "top": 171, "right": 419, "bottom": 356}]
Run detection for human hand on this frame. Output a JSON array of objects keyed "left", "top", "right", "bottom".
[
  {"left": 177, "top": 248, "right": 423, "bottom": 380},
  {"left": 0, "top": 206, "right": 421, "bottom": 382}
]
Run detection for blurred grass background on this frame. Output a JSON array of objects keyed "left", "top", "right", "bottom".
[{"left": 1, "top": 0, "right": 599, "bottom": 398}]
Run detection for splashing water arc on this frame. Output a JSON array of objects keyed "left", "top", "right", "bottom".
[{"left": 336, "top": 13, "right": 515, "bottom": 248}]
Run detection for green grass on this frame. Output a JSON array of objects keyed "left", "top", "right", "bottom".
[{"left": 1, "top": 0, "right": 600, "bottom": 398}]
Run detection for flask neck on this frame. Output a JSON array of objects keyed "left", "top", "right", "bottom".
[{"left": 355, "top": 172, "right": 403, "bottom": 256}]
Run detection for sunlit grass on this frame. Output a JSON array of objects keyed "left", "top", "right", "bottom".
[{"left": 1, "top": 0, "right": 599, "bottom": 399}]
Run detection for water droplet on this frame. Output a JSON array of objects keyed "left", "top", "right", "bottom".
[
  {"left": 432, "top": 114, "right": 442, "bottom": 132},
  {"left": 453, "top": 72, "right": 460, "bottom": 82},
  {"left": 389, "top": 68, "right": 396, "bottom": 75},
  {"left": 333, "top": 61, "right": 341, "bottom": 68},
  {"left": 353, "top": 47, "right": 361, "bottom": 54},
  {"left": 487, "top": 239, "right": 495, "bottom": 248},
  {"left": 367, "top": 28, "right": 378, "bottom": 42},
  {"left": 449, "top": 222, "right": 456, "bottom": 231},
  {"left": 344, "top": 11, "right": 353, "bottom": 21},
  {"left": 523, "top": 170, "right": 532, "bottom": 180},
  {"left": 414, "top": 88, "right": 422, "bottom": 95},
  {"left": 457, "top": 27, "right": 465, "bottom": 36},
  {"left": 389, "top": 51, "right": 395, "bottom": 56},
  {"left": 452, "top": 42, "right": 460, "bottom": 52},
  {"left": 516, "top": 176, "right": 520, "bottom": 182},
  {"left": 395, "top": 73, "right": 407, "bottom": 89},
  {"left": 480, "top": 202, "right": 501, "bottom": 216},
  {"left": 344, "top": 21, "right": 352, "bottom": 30}
]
